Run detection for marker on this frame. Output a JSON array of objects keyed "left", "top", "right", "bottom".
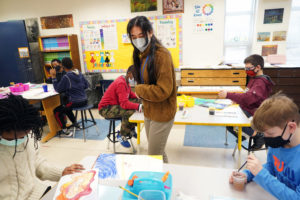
[{"left": 161, "top": 171, "right": 170, "bottom": 183}]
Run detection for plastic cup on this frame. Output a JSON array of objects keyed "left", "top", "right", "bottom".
[
  {"left": 138, "top": 190, "right": 166, "bottom": 200},
  {"left": 42, "top": 84, "right": 48, "bottom": 92},
  {"left": 23, "top": 84, "right": 30, "bottom": 91},
  {"left": 232, "top": 172, "right": 246, "bottom": 191},
  {"left": 179, "top": 102, "right": 184, "bottom": 111}
]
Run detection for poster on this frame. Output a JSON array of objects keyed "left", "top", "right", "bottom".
[
  {"left": 131, "top": 0, "right": 157, "bottom": 12},
  {"left": 82, "top": 24, "right": 102, "bottom": 51},
  {"left": 99, "top": 23, "right": 118, "bottom": 50},
  {"left": 156, "top": 19, "right": 177, "bottom": 48},
  {"left": 192, "top": 2, "right": 215, "bottom": 33},
  {"left": 264, "top": 8, "right": 284, "bottom": 24},
  {"left": 40, "top": 14, "right": 73, "bottom": 29},
  {"left": 257, "top": 32, "right": 270, "bottom": 42},
  {"left": 18, "top": 47, "right": 30, "bottom": 58},
  {"left": 163, "top": 0, "right": 184, "bottom": 14},
  {"left": 273, "top": 31, "right": 286, "bottom": 41},
  {"left": 262, "top": 45, "right": 278, "bottom": 56}
]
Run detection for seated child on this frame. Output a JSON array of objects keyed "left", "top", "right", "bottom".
[
  {"left": 229, "top": 93, "right": 300, "bottom": 199},
  {"left": 46, "top": 59, "right": 66, "bottom": 83},
  {"left": 0, "top": 94, "right": 85, "bottom": 200},
  {"left": 98, "top": 65, "right": 142, "bottom": 148},
  {"left": 218, "top": 54, "right": 274, "bottom": 150},
  {"left": 50, "top": 57, "right": 89, "bottom": 136}
]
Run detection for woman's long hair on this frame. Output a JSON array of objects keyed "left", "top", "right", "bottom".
[{"left": 127, "top": 16, "right": 162, "bottom": 85}]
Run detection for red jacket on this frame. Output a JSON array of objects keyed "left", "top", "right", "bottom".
[
  {"left": 226, "top": 75, "right": 274, "bottom": 116},
  {"left": 98, "top": 76, "right": 139, "bottom": 110}
]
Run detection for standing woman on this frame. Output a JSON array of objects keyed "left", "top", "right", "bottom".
[{"left": 127, "top": 16, "right": 177, "bottom": 162}]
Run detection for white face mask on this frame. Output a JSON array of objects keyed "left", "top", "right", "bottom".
[
  {"left": 132, "top": 37, "right": 150, "bottom": 52},
  {"left": 128, "top": 77, "right": 135, "bottom": 86},
  {"left": 0, "top": 135, "right": 27, "bottom": 146}
]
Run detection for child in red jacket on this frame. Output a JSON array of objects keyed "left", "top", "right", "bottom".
[
  {"left": 218, "top": 54, "right": 274, "bottom": 150},
  {"left": 98, "top": 65, "right": 142, "bottom": 148}
]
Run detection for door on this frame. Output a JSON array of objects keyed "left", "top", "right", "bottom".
[{"left": 0, "top": 20, "right": 32, "bottom": 86}]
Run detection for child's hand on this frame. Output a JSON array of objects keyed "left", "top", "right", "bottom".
[
  {"left": 229, "top": 171, "right": 247, "bottom": 184},
  {"left": 247, "top": 154, "right": 263, "bottom": 176},
  {"left": 49, "top": 68, "right": 56, "bottom": 78},
  {"left": 218, "top": 90, "right": 227, "bottom": 99},
  {"left": 62, "top": 164, "right": 85, "bottom": 176}
]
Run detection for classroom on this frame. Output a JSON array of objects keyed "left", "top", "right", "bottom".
[{"left": 0, "top": 0, "right": 300, "bottom": 199}]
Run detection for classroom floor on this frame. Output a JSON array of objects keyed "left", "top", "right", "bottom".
[{"left": 40, "top": 108, "right": 268, "bottom": 170}]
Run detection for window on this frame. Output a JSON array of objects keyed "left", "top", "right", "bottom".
[
  {"left": 287, "top": 0, "right": 300, "bottom": 66},
  {"left": 224, "top": 0, "right": 257, "bottom": 64}
]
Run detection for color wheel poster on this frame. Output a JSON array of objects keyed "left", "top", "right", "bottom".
[{"left": 192, "top": 1, "right": 215, "bottom": 34}]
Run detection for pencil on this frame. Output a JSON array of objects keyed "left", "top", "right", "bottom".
[{"left": 119, "top": 186, "right": 143, "bottom": 200}]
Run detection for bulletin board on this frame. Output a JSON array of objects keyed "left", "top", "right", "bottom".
[{"left": 79, "top": 14, "right": 182, "bottom": 73}]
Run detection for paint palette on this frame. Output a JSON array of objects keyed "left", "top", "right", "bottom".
[{"left": 122, "top": 171, "right": 172, "bottom": 200}]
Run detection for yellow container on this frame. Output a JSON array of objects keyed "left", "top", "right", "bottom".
[{"left": 177, "top": 95, "right": 195, "bottom": 107}]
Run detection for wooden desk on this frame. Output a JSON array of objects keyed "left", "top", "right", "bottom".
[
  {"left": 177, "top": 86, "right": 244, "bottom": 98},
  {"left": 42, "top": 156, "right": 275, "bottom": 200},
  {"left": 21, "top": 84, "right": 61, "bottom": 142},
  {"left": 129, "top": 105, "right": 251, "bottom": 151}
]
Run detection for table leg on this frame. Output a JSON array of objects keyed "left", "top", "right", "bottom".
[
  {"left": 137, "top": 123, "right": 141, "bottom": 145},
  {"left": 41, "top": 95, "right": 61, "bottom": 143},
  {"left": 238, "top": 126, "right": 242, "bottom": 151}
]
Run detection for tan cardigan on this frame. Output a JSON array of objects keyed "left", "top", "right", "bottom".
[
  {"left": 135, "top": 44, "right": 177, "bottom": 122},
  {"left": 0, "top": 137, "right": 63, "bottom": 200}
]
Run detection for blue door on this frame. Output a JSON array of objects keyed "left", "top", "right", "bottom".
[{"left": 0, "top": 20, "right": 31, "bottom": 86}]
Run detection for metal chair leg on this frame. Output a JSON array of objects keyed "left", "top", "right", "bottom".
[
  {"left": 81, "top": 111, "right": 86, "bottom": 142},
  {"left": 232, "top": 143, "right": 238, "bottom": 157},
  {"left": 225, "top": 129, "right": 228, "bottom": 146}
]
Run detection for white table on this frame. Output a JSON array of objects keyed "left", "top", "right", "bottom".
[
  {"left": 129, "top": 105, "right": 251, "bottom": 151},
  {"left": 42, "top": 156, "right": 276, "bottom": 200}
]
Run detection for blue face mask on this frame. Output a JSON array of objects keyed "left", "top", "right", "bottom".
[{"left": 0, "top": 135, "right": 27, "bottom": 146}]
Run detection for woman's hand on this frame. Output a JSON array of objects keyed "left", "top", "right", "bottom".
[{"left": 62, "top": 164, "right": 85, "bottom": 176}]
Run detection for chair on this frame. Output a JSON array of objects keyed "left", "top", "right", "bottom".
[
  {"left": 106, "top": 117, "right": 136, "bottom": 154},
  {"left": 72, "top": 104, "right": 100, "bottom": 142},
  {"left": 99, "top": 80, "right": 114, "bottom": 96}
]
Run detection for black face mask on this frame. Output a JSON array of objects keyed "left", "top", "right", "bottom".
[
  {"left": 264, "top": 123, "right": 292, "bottom": 148},
  {"left": 55, "top": 65, "right": 61, "bottom": 72}
]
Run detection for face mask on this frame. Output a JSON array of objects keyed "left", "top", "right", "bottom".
[
  {"left": 264, "top": 123, "right": 292, "bottom": 148},
  {"left": 128, "top": 77, "right": 135, "bottom": 86},
  {"left": 0, "top": 135, "right": 27, "bottom": 146},
  {"left": 245, "top": 68, "right": 257, "bottom": 77},
  {"left": 55, "top": 65, "right": 61, "bottom": 72},
  {"left": 132, "top": 37, "right": 150, "bottom": 52}
]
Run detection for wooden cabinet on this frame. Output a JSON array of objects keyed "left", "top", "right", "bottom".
[
  {"left": 264, "top": 67, "right": 300, "bottom": 108},
  {"left": 38, "top": 34, "right": 81, "bottom": 78},
  {"left": 181, "top": 69, "right": 247, "bottom": 86}
]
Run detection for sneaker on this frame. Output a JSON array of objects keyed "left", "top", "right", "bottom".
[
  {"left": 61, "top": 129, "right": 73, "bottom": 137},
  {"left": 250, "top": 133, "right": 265, "bottom": 150},
  {"left": 117, "top": 134, "right": 131, "bottom": 148},
  {"left": 131, "top": 130, "right": 137, "bottom": 139}
]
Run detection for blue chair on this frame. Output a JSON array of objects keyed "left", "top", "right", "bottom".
[{"left": 72, "top": 104, "right": 99, "bottom": 142}]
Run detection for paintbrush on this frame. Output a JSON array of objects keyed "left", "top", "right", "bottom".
[{"left": 238, "top": 161, "right": 247, "bottom": 172}]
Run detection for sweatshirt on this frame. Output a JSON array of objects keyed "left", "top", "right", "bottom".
[
  {"left": 226, "top": 75, "right": 274, "bottom": 116},
  {"left": 98, "top": 76, "right": 139, "bottom": 110},
  {"left": 243, "top": 144, "right": 300, "bottom": 200},
  {"left": 0, "top": 137, "right": 63, "bottom": 200},
  {"left": 53, "top": 69, "right": 89, "bottom": 103}
]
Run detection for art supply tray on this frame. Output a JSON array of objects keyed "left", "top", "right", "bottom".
[{"left": 122, "top": 171, "right": 172, "bottom": 200}]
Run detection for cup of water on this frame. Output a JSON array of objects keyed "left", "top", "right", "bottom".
[
  {"left": 138, "top": 190, "right": 166, "bottom": 200},
  {"left": 42, "top": 84, "right": 48, "bottom": 92}
]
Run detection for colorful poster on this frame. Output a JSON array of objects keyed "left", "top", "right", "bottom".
[
  {"left": 273, "top": 31, "right": 286, "bottom": 41},
  {"left": 262, "top": 45, "right": 278, "bottom": 56},
  {"left": 82, "top": 24, "right": 102, "bottom": 51},
  {"left": 264, "top": 8, "right": 284, "bottom": 24},
  {"left": 99, "top": 23, "right": 118, "bottom": 50},
  {"left": 130, "top": 0, "right": 157, "bottom": 12},
  {"left": 156, "top": 19, "right": 177, "bottom": 48},
  {"left": 192, "top": 2, "right": 215, "bottom": 33},
  {"left": 163, "top": 0, "right": 184, "bottom": 14},
  {"left": 40, "top": 14, "right": 73, "bottom": 29},
  {"left": 257, "top": 32, "right": 270, "bottom": 42}
]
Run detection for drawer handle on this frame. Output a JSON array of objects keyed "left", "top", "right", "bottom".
[
  {"left": 233, "top": 72, "right": 240, "bottom": 75},
  {"left": 188, "top": 73, "right": 194, "bottom": 75},
  {"left": 232, "top": 80, "right": 239, "bottom": 83},
  {"left": 188, "top": 80, "right": 194, "bottom": 83}
]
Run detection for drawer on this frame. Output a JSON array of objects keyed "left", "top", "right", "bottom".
[
  {"left": 181, "top": 78, "right": 246, "bottom": 86},
  {"left": 264, "top": 68, "right": 300, "bottom": 77},
  {"left": 274, "top": 78, "right": 300, "bottom": 85},
  {"left": 181, "top": 70, "right": 246, "bottom": 78}
]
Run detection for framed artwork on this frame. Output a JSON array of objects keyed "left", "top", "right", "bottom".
[
  {"left": 18, "top": 47, "right": 30, "bottom": 58},
  {"left": 163, "top": 0, "right": 184, "bottom": 14},
  {"left": 130, "top": 0, "right": 157, "bottom": 12},
  {"left": 262, "top": 45, "right": 278, "bottom": 56},
  {"left": 264, "top": 8, "right": 284, "bottom": 24},
  {"left": 257, "top": 32, "right": 270, "bottom": 42},
  {"left": 273, "top": 31, "right": 286, "bottom": 41},
  {"left": 40, "top": 14, "right": 73, "bottom": 29}
]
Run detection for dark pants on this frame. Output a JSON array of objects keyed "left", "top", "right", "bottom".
[
  {"left": 54, "top": 100, "right": 87, "bottom": 129},
  {"left": 226, "top": 109, "right": 254, "bottom": 137}
]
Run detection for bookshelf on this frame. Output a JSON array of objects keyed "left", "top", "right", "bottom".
[{"left": 38, "top": 34, "right": 81, "bottom": 78}]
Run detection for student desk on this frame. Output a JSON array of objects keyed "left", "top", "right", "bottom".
[
  {"left": 21, "top": 84, "right": 61, "bottom": 143},
  {"left": 42, "top": 156, "right": 276, "bottom": 200},
  {"left": 178, "top": 86, "right": 244, "bottom": 98},
  {"left": 129, "top": 105, "right": 251, "bottom": 151}
]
